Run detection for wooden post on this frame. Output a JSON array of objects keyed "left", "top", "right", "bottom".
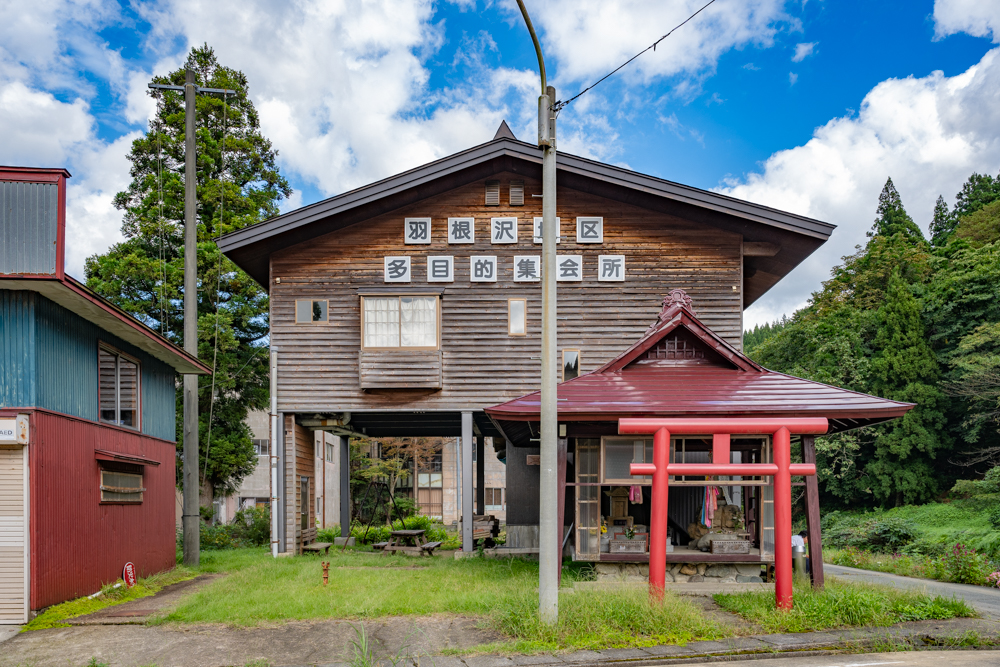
[{"left": 802, "top": 435, "right": 825, "bottom": 590}]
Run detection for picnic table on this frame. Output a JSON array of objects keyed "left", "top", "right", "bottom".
[{"left": 382, "top": 529, "right": 442, "bottom": 557}]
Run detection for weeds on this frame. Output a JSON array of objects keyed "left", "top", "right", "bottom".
[
  {"left": 714, "top": 579, "right": 975, "bottom": 633},
  {"left": 348, "top": 623, "right": 412, "bottom": 667}
]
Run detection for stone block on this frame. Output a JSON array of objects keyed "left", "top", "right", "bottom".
[
  {"left": 735, "top": 564, "right": 763, "bottom": 576},
  {"left": 672, "top": 574, "right": 689, "bottom": 583},
  {"left": 662, "top": 571, "right": 674, "bottom": 582},
  {"left": 679, "top": 563, "right": 698, "bottom": 575},
  {"left": 696, "top": 563, "right": 707, "bottom": 575},
  {"left": 736, "top": 575, "right": 763, "bottom": 583},
  {"left": 595, "top": 564, "right": 620, "bottom": 575},
  {"left": 688, "top": 575, "right": 704, "bottom": 582},
  {"left": 669, "top": 564, "right": 682, "bottom": 574},
  {"left": 596, "top": 648, "right": 649, "bottom": 660},
  {"left": 638, "top": 564, "right": 649, "bottom": 576},
  {"left": 704, "top": 564, "right": 736, "bottom": 578}
]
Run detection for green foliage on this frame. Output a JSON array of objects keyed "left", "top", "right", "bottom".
[
  {"left": 868, "top": 178, "right": 925, "bottom": 242},
  {"left": 85, "top": 45, "right": 291, "bottom": 498},
  {"left": 953, "top": 171, "right": 1000, "bottom": 219},
  {"left": 742, "top": 316, "right": 788, "bottom": 355},
  {"left": 714, "top": 580, "right": 973, "bottom": 634},
  {"left": 954, "top": 199, "right": 1000, "bottom": 247},
  {"left": 200, "top": 506, "right": 271, "bottom": 549},
  {"left": 940, "top": 543, "right": 993, "bottom": 585},
  {"left": 930, "top": 194, "right": 956, "bottom": 247},
  {"left": 346, "top": 515, "right": 459, "bottom": 548},
  {"left": 822, "top": 512, "right": 918, "bottom": 553}
]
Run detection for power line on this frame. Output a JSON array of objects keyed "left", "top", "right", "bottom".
[{"left": 552, "top": 0, "right": 718, "bottom": 113}]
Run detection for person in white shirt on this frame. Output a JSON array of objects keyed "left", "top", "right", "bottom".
[{"left": 791, "top": 532, "right": 805, "bottom": 549}]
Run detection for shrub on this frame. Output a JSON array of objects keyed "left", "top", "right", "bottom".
[
  {"left": 989, "top": 505, "right": 1000, "bottom": 530},
  {"left": 823, "top": 512, "right": 917, "bottom": 553},
  {"left": 199, "top": 506, "right": 271, "bottom": 550},
  {"left": 940, "top": 543, "right": 992, "bottom": 585}
]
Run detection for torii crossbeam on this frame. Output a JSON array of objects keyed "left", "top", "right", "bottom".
[{"left": 621, "top": 417, "right": 828, "bottom": 610}]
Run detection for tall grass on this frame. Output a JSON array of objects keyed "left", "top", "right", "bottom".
[{"left": 714, "top": 579, "right": 975, "bottom": 634}]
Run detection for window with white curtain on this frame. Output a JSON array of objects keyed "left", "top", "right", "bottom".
[{"left": 362, "top": 296, "right": 439, "bottom": 349}]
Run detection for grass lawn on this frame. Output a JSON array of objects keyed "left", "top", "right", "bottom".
[
  {"left": 166, "top": 548, "right": 728, "bottom": 651},
  {"left": 714, "top": 578, "right": 977, "bottom": 634}
]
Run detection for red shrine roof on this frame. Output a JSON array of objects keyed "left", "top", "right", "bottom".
[{"left": 485, "top": 290, "right": 913, "bottom": 445}]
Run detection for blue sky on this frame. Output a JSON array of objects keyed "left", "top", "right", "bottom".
[{"left": 2, "top": 0, "right": 999, "bottom": 327}]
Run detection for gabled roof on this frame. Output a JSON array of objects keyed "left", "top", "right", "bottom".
[
  {"left": 485, "top": 290, "right": 913, "bottom": 445},
  {"left": 217, "top": 124, "right": 836, "bottom": 307}
]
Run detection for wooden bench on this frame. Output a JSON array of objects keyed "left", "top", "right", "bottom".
[
  {"left": 421, "top": 541, "right": 443, "bottom": 555},
  {"left": 372, "top": 542, "right": 389, "bottom": 551},
  {"left": 302, "top": 541, "right": 333, "bottom": 555}
]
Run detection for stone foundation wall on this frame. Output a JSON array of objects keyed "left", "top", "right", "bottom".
[{"left": 594, "top": 562, "right": 765, "bottom": 583}]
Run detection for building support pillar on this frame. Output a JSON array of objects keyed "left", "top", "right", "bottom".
[
  {"left": 461, "top": 411, "right": 473, "bottom": 551},
  {"left": 341, "top": 436, "right": 351, "bottom": 536},
  {"left": 277, "top": 411, "right": 286, "bottom": 552},
  {"left": 802, "top": 435, "right": 825, "bottom": 590},
  {"left": 475, "top": 435, "right": 485, "bottom": 516}
]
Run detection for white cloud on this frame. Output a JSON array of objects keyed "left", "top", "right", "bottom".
[
  {"left": 792, "top": 41, "right": 816, "bottom": 62},
  {"left": 934, "top": 0, "right": 1000, "bottom": 42},
  {"left": 788, "top": 72, "right": 798, "bottom": 85},
  {"left": 530, "top": 0, "right": 791, "bottom": 86},
  {"left": 726, "top": 48, "right": 1000, "bottom": 329}
]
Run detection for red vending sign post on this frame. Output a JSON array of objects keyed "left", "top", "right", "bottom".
[
  {"left": 122, "top": 562, "right": 137, "bottom": 588},
  {"left": 620, "top": 417, "right": 827, "bottom": 610}
]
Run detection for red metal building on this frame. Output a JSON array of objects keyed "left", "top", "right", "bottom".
[{"left": 1, "top": 166, "right": 210, "bottom": 622}]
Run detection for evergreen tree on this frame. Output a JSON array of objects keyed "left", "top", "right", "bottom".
[
  {"left": 929, "top": 194, "right": 956, "bottom": 247},
  {"left": 954, "top": 172, "right": 1000, "bottom": 219},
  {"left": 865, "top": 270, "right": 950, "bottom": 505},
  {"left": 868, "top": 177, "right": 925, "bottom": 242},
  {"left": 86, "top": 45, "right": 291, "bottom": 502}
]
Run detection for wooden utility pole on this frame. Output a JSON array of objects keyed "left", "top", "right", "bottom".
[{"left": 148, "top": 71, "right": 235, "bottom": 567}]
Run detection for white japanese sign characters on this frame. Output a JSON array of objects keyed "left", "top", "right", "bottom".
[
  {"left": 384, "top": 256, "right": 412, "bottom": 282},
  {"left": 532, "top": 217, "right": 561, "bottom": 244},
  {"left": 491, "top": 217, "right": 518, "bottom": 244},
  {"left": 447, "top": 217, "right": 475, "bottom": 244},
  {"left": 576, "top": 216, "right": 604, "bottom": 243},
  {"left": 470, "top": 256, "right": 498, "bottom": 283},
  {"left": 556, "top": 255, "right": 582, "bottom": 282},
  {"left": 404, "top": 218, "right": 432, "bottom": 244},
  {"left": 513, "top": 255, "right": 541, "bottom": 282},
  {"left": 426, "top": 256, "right": 455, "bottom": 282},
  {"left": 598, "top": 255, "right": 625, "bottom": 282}
]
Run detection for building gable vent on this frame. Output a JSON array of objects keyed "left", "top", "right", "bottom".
[
  {"left": 509, "top": 180, "right": 524, "bottom": 206},
  {"left": 485, "top": 180, "right": 500, "bottom": 207},
  {"left": 635, "top": 328, "right": 734, "bottom": 368}
]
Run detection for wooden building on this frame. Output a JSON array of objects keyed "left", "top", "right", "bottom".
[
  {"left": 0, "top": 166, "right": 210, "bottom": 623},
  {"left": 218, "top": 122, "right": 840, "bottom": 554}
]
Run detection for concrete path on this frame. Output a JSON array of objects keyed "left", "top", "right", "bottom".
[{"left": 826, "top": 564, "right": 1000, "bottom": 619}]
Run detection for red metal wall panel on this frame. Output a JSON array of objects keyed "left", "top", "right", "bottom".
[{"left": 28, "top": 410, "right": 176, "bottom": 609}]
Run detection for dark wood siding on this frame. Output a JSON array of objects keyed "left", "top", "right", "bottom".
[{"left": 270, "top": 173, "right": 743, "bottom": 413}]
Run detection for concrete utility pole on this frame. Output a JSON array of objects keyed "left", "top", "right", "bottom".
[
  {"left": 515, "top": 0, "right": 559, "bottom": 625},
  {"left": 149, "top": 71, "right": 236, "bottom": 568}
]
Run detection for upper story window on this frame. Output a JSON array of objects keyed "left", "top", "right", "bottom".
[
  {"left": 252, "top": 439, "right": 270, "bottom": 456},
  {"left": 362, "top": 296, "right": 439, "bottom": 349},
  {"left": 99, "top": 345, "right": 139, "bottom": 430}
]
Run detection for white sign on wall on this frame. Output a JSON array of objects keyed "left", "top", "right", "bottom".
[
  {"left": 598, "top": 255, "right": 625, "bottom": 281},
  {"left": 576, "top": 216, "right": 604, "bottom": 243},
  {"left": 470, "top": 256, "right": 498, "bottom": 282},
  {"left": 427, "top": 256, "right": 455, "bottom": 282},
  {"left": 556, "top": 255, "right": 582, "bottom": 282},
  {"left": 491, "top": 217, "right": 518, "bottom": 244},
  {"left": 384, "top": 256, "right": 412, "bottom": 282},
  {"left": 0, "top": 415, "right": 28, "bottom": 444},
  {"left": 447, "top": 218, "right": 475, "bottom": 244},
  {"left": 404, "top": 218, "right": 432, "bottom": 244},
  {"left": 532, "top": 217, "right": 561, "bottom": 244},
  {"left": 513, "top": 256, "right": 541, "bottom": 282}
]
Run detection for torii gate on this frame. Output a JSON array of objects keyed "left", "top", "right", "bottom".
[{"left": 622, "top": 417, "right": 828, "bottom": 610}]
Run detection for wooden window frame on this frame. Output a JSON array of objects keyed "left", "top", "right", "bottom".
[
  {"left": 98, "top": 343, "right": 141, "bottom": 431},
  {"left": 599, "top": 436, "right": 654, "bottom": 485},
  {"left": 98, "top": 463, "right": 145, "bottom": 504},
  {"left": 295, "top": 299, "right": 329, "bottom": 324},
  {"left": 508, "top": 298, "right": 527, "bottom": 336},
  {"left": 562, "top": 349, "right": 580, "bottom": 381},
  {"left": 360, "top": 294, "right": 441, "bottom": 351}
]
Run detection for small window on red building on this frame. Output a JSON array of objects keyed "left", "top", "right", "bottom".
[
  {"left": 100, "top": 462, "right": 144, "bottom": 503},
  {"left": 99, "top": 345, "right": 140, "bottom": 429}
]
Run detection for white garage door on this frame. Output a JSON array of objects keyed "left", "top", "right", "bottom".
[{"left": 0, "top": 446, "right": 28, "bottom": 624}]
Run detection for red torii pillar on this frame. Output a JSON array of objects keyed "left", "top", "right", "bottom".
[{"left": 621, "top": 417, "right": 828, "bottom": 610}]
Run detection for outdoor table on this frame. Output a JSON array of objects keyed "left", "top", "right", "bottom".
[{"left": 383, "top": 529, "right": 427, "bottom": 556}]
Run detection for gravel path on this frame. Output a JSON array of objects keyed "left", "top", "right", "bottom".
[{"left": 826, "top": 564, "right": 1000, "bottom": 619}]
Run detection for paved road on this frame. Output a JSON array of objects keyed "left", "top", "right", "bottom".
[
  {"left": 681, "top": 651, "right": 1000, "bottom": 666},
  {"left": 826, "top": 564, "right": 1000, "bottom": 619}
]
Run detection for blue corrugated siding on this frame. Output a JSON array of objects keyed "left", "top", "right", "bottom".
[
  {"left": 0, "top": 290, "right": 176, "bottom": 441},
  {"left": 0, "top": 290, "right": 37, "bottom": 406},
  {"left": 0, "top": 181, "right": 58, "bottom": 275}
]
